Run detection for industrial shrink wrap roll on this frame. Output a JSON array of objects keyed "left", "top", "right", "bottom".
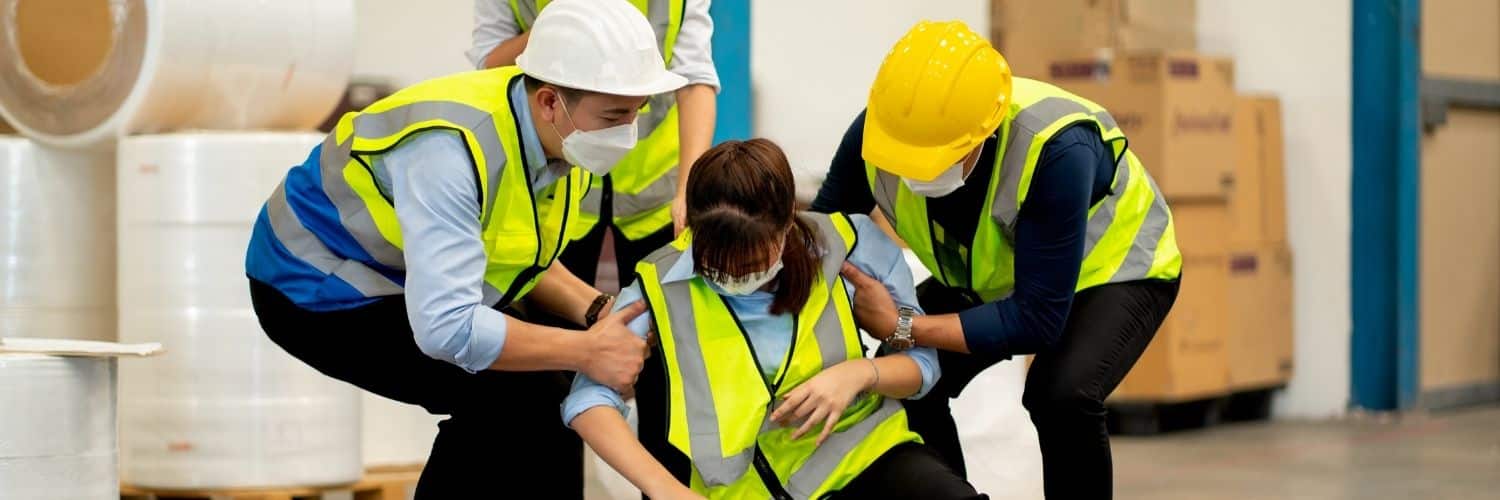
[
  {"left": 0, "top": 137, "right": 116, "bottom": 340},
  {"left": 0, "top": 0, "right": 354, "bottom": 149},
  {"left": 0, "top": 353, "right": 119, "bottom": 499},
  {"left": 116, "top": 133, "right": 361, "bottom": 489}
]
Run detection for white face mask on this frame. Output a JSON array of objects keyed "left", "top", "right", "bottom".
[
  {"left": 553, "top": 99, "right": 637, "bottom": 176},
  {"left": 902, "top": 143, "right": 983, "bottom": 198},
  {"left": 707, "top": 259, "right": 784, "bottom": 296}
]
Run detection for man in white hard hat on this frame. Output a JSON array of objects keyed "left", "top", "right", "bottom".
[
  {"left": 243, "top": 0, "right": 685, "bottom": 496},
  {"left": 470, "top": 0, "right": 720, "bottom": 297}
]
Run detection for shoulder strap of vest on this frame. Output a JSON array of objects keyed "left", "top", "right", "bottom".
[
  {"left": 991, "top": 88, "right": 1122, "bottom": 231},
  {"left": 799, "top": 211, "right": 858, "bottom": 285}
]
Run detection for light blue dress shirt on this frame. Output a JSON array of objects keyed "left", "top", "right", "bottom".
[
  {"left": 561, "top": 215, "right": 941, "bottom": 426},
  {"left": 383, "top": 76, "right": 571, "bottom": 373}
]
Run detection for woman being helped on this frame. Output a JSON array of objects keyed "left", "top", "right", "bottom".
[{"left": 563, "top": 139, "right": 985, "bottom": 500}]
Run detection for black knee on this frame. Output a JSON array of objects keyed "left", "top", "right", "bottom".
[{"left": 1022, "top": 379, "right": 1105, "bottom": 424}]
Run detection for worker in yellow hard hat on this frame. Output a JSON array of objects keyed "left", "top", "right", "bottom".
[{"left": 811, "top": 21, "right": 1184, "bottom": 498}]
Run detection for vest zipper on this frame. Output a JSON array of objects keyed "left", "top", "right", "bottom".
[
  {"left": 717, "top": 294, "right": 799, "bottom": 497},
  {"left": 753, "top": 446, "right": 795, "bottom": 500}
]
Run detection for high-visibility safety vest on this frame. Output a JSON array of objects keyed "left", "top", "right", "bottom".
[
  {"left": 262, "top": 66, "right": 589, "bottom": 307},
  {"left": 867, "top": 78, "right": 1183, "bottom": 302},
  {"left": 635, "top": 212, "right": 922, "bottom": 499},
  {"left": 511, "top": 0, "right": 684, "bottom": 241}
]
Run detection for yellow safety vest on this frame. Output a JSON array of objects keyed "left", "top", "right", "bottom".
[
  {"left": 867, "top": 78, "right": 1182, "bottom": 302},
  {"left": 264, "top": 66, "right": 590, "bottom": 307},
  {"left": 636, "top": 212, "right": 921, "bottom": 499},
  {"left": 511, "top": 0, "right": 684, "bottom": 241}
]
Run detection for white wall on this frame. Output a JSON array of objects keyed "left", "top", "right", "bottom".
[
  {"left": 1198, "top": 0, "right": 1352, "bottom": 418},
  {"left": 752, "top": 0, "right": 991, "bottom": 202},
  {"left": 352, "top": 0, "right": 474, "bottom": 88}
]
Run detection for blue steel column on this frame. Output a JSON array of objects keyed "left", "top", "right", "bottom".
[
  {"left": 709, "top": 0, "right": 751, "bottom": 143},
  {"left": 1350, "top": 0, "right": 1421, "bottom": 411}
]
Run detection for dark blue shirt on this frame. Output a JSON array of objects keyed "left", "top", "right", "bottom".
[{"left": 810, "top": 110, "right": 1114, "bottom": 358}]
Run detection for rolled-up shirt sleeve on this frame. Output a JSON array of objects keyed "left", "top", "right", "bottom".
[
  {"left": 667, "top": 0, "right": 720, "bottom": 90},
  {"left": 467, "top": 0, "right": 520, "bottom": 69},
  {"left": 387, "top": 131, "right": 510, "bottom": 373},
  {"left": 844, "top": 214, "right": 941, "bottom": 400},
  {"left": 562, "top": 283, "right": 652, "bottom": 426}
]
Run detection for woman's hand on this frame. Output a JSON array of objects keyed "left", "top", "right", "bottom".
[
  {"left": 769, "top": 359, "right": 877, "bottom": 446},
  {"left": 841, "top": 263, "right": 900, "bottom": 340}
]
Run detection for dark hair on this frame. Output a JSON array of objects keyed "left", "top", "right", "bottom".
[
  {"left": 687, "top": 139, "right": 820, "bottom": 315},
  {"left": 522, "top": 74, "right": 592, "bottom": 104}
]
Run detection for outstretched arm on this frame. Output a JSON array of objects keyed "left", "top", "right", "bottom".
[{"left": 571, "top": 407, "right": 702, "bottom": 500}]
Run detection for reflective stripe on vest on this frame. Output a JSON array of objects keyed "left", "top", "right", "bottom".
[
  {"left": 636, "top": 212, "right": 920, "bottom": 498},
  {"left": 512, "top": 0, "right": 685, "bottom": 240},
  {"left": 868, "top": 78, "right": 1182, "bottom": 301},
  {"left": 266, "top": 67, "right": 587, "bottom": 306}
]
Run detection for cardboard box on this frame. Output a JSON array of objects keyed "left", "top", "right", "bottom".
[
  {"left": 1232, "top": 96, "right": 1287, "bottom": 245},
  {"left": 1112, "top": 253, "right": 1230, "bottom": 402},
  {"left": 1226, "top": 245, "right": 1294, "bottom": 390},
  {"left": 990, "top": 0, "right": 1197, "bottom": 77},
  {"left": 1048, "top": 51, "right": 1237, "bottom": 200},
  {"left": 1169, "top": 201, "right": 1230, "bottom": 256}
]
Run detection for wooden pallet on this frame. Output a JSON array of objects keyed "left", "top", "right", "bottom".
[
  {"left": 1107, "top": 387, "right": 1281, "bottom": 436},
  {"left": 121, "top": 467, "right": 421, "bottom": 500}
]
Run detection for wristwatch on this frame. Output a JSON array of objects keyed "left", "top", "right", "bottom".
[
  {"left": 585, "top": 293, "right": 615, "bottom": 328},
  {"left": 886, "top": 306, "right": 917, "bottom": 351}
]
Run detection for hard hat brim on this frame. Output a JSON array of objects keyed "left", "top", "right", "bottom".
[
  {"left": 517, "top": 55, "right": 689, "bottom": 97},
  {"left": 861, "top": 115, "right": 982, "bottom": 182}
]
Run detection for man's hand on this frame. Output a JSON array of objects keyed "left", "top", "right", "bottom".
[
  {"left": 770, "top": 359, "right": 876, "bottom": 446},
  {"left": 579, "top": 301, "right": 651, "bottom": 392},
  {"left": 841, "top": 262, "right": 899, "bottom": 340}
]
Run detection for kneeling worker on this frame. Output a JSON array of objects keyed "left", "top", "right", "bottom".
[{"left": 242, "top": 0, "right": 684, "bottom": 497}]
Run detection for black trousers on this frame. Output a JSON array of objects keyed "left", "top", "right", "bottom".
[
  {"left": 831, "top": 443, "right": 988, "bottom": 500},
  {"left": 902, "top": 278, "right": 1180, "bottom": 500},
  {"left": 248, "top": 279, "right": 583, "bottom": 499},
  {"left": 559, "top": 177, "right": 676, "bottom": 289}
]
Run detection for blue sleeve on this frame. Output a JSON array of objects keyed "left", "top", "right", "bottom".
[
  {"left": 809, "top": 110, "right": 877, "bottom": 215},
  {"left": 957, "top": 125, "right": 1103, "bottom": 356},
  {"left": 844, "top": 214, "right": 941, "bottom": 399},
  {"left": 387, "top": 131, "right": 510, "bottom": 374},
  {"left": 561, "top": 283, "right": 653, "bottom": 426}
]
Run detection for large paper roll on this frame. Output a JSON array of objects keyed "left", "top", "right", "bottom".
[
  {"left": 0, "top": 354, "right": 119, "bottom": 500},
  {"left": 0, "top": 0, "right": 353, "bottom": 149},
  {"left": 116, "top": 133, "right": 362, "bottom": 489},
  {"left": 0, "top": 137, "right": 116, "bottom": 340}
]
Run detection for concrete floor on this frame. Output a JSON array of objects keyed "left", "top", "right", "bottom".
[
  {"left": 583, "top": 352, "right": 1499, "bottom": 500},
  {"left": 1113, "top": 406, "right": 1500, "bottom": 500}
]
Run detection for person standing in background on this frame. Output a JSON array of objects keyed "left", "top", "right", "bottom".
[
  {"left": 470, "top": 0, "right": 720, "bottom": 289},
  {"left": 245, "top": 0, "right": 683, "bottom": 497},
  {"left": 813, "top": 21, "right": 1183, "bottom": 499}
]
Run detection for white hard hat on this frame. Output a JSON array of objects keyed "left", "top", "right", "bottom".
[{"left": 516, "top": 0, "right": 688, "bottom": 97}]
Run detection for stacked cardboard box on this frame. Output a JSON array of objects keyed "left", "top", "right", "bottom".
[
  {"left": 1225, "top": 96, "right": 1293, "bottom": 391},
  {"left": 990, "top": 0, "right": 1197, "bottom": 78},
  {"left": 1042, "top": 49, "right": 1237, "bottom": 402},
  {"left": 1098, "top": 95, "right": 1294, "bottom": 402}
]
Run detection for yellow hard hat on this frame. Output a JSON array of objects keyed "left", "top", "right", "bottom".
[{"left": 863, "top": 21, "right": 1012, "bottom": 181}]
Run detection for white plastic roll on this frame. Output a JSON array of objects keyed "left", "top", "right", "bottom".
[
  {"left": 0, "top": 354, "right": 119, "bottom": 499},
  {"left": 0, "top": 137, "right": 116, "bottom": 341},
  {"left": 0, "top": 0, "right": 353, "bottom": 149},
  {"left": 116, "top": 133, "right": 362, "bottom": 489},
  {"left": 361, "top": 393, "right": 440, "bottom": 469}
]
